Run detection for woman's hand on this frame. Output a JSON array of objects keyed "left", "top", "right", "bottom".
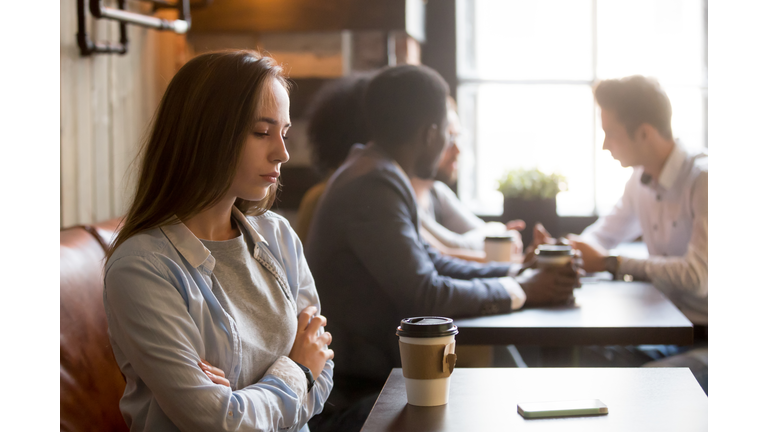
[
  {"left": 199, "top": 360, "right": 230, "bottom": 387},
  {"left": 289, "top": 306, "right": 334, "bottom": 379}
]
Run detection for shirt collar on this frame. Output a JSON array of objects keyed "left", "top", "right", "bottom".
[
  {"left": 656, "top": 140, "right": 687, "bottom": 191},
  {"left": 160, "top": 206, "right": 268, "bottom": 271},
  {"left": 231, "top": 207, "right": 268, "bottom": 247}
]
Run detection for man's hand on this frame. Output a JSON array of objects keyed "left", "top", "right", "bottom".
[
  {"left": 532, "top": 223, "right": 555, "bottom": 247},
  {"left": 199, "top": 360, "right": 230, "bottom": 387},
  {"left": 289, "top": 306, "right": 334, "bottom": 379},
  {"left": 504, "top": 220, "right": 525, "bottom": 256},
  {"left": 516, "top": 264, "right": 579, "bottom": 307},
  {"left": 508, "top": 229, "right": 524, "bottom": 256},
  {"left": 505, "top": 219, "right": 526, "bottom": 231},
  {"left": 566, "top": 234, "right": 608, "bottom": 272},
  {"left": 571, "top": 249, "right": 586, "bottom": 276},
  {"left": 523, "top": 223, "right": 556, "bottom": 264}
]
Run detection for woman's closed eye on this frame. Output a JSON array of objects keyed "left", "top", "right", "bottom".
[{"left": 253, "top": 131, "right": 289, "bottom": 140}]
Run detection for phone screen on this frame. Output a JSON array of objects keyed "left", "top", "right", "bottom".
[{"left": 517, "top": 399, "right": 608, "bottom": 419}]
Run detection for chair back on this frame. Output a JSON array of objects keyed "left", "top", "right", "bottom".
[{"left": 60, "top": 219, "right": 128, "bottom": 432}]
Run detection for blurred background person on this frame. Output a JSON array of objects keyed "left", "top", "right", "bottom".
[
  {"left": 572, "top": 75, "right": 707, "bottom": 330},
  {"left": 410, "top": 97, "right": 526, "bottom": 262},
  {"left": 306, "top": 65, "right": 580, "bottom": 431},
  {"left": 295, "top": 73, "right": 374, "bottom": 243}
]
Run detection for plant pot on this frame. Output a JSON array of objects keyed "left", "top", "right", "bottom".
[{"left": 502, "top": 197, "right": 559, "bottom": 250}]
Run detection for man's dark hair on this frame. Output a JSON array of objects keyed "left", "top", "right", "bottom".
[
  {"left": 364, "top": 65, "right": 449, "bottom": 150},
  {"left": 593, "top": 75, "right": 673, "bottom": 140},
  {"left": 306, "top": 73, "right": 374, "bottom": 174}
]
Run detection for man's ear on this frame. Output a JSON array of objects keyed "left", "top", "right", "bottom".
[{"left": 636, "top": 123, "right": 658, "bottom": 143}]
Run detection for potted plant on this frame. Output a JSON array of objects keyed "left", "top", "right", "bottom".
[{"left": 497, "top": 168, "right": 567, "bottom": 249}]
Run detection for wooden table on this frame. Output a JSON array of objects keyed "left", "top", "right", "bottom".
[
  {"left": 453, "top": 281, "right": 693, "bottom": 346},
  {"left": 361, "top": 368, "right": 707, "bottom": 432}
]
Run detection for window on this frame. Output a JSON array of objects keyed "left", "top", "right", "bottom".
[{"left": 456, "top": 0, "right": 707, "bottom": 216}]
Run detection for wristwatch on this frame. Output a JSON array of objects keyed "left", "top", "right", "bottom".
[
  {"left": 294, "top": 362, "right": 315, "bottom": 392},
  {"left": 603, "top": 254, "right": 622, "bottom": 280}
]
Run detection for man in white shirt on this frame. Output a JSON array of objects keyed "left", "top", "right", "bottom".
[
  {"left": 551, "top": 76, "right": 707, "bottom": 392},
  {"left": 566, "top": 76, "right": 708, "bottom": 330}
]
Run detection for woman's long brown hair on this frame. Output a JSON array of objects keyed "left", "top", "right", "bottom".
[{"left": 107, "top": 50, "right": 289, "bottom": 262}]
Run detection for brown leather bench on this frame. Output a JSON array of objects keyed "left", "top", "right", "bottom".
[{"left": 60, "top": 218, "right": 128, "bottom": 432}]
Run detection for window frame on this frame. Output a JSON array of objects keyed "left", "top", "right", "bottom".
[{"left": 455, "top": 0, "right": 708, "bottom": 217}]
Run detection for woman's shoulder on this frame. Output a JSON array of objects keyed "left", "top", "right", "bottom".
[
  {"left": 106, "top": 227, "right": 175, "bottom": 272},
  {"left": 246, "top": 211, "right": 297, "bottom": 242},
  {"left": 248, "top": 210, "right": 290, "bottom": 227},
  {"left": 245, "top": 211, "right": 305, "bottom": 267}
]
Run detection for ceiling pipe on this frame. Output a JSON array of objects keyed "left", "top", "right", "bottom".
[
  {"left": 77, "top": 0, "right": 197, "bottom": 56},
  {"left": 90, "top": 0, "right": 191, "bottom": 34},
  {"left": 77, "top": 0, "right": 128, "bottom": 55}
]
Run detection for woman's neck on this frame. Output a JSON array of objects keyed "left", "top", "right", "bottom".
[{"left": 182, "top": 198, "right": 239, "bottom": 241}]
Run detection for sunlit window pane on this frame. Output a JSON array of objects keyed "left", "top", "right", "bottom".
[
  {"left": 666, "top": 86, "right": 706, "bottom": 149},
  {"left": 457, "top": 0, "right": 706, "bottom": 218},
  {"left": 471, "top": 0, "right": 593, "bottom": 81},
  {"left": 593, "top": 119, "right": 634, "bottom": 215},
  {"left": 469, "top": 85, "right": 595, "bottom": 216},
  {"left": 597, "top": 0, "right": 705, "bottom": 86}
]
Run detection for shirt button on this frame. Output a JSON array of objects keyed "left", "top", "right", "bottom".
[
  {"left": 672, "top": 221, "right": 677, "bottom": 227},
  {"left": 653, "top": 224, "right": 658, "bottom": 230},
  {"left": 656, "top": 194, "right": 662, "bottom": 201}
]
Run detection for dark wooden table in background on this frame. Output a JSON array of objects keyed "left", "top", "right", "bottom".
[
  {"left": 453, "top": 281, "right": 693, "bottom": 346},
  {"left": 362, "top": 368, "right": 707, "bottom": 432}
]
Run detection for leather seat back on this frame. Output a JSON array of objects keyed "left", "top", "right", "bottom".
[{"left": 60, "top": 221, "right": 128, "bottom": 432}]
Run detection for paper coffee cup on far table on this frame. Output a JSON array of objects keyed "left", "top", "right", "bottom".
[
  {"left": 397, "top": 317, "right": 459, "bottom": 406},
  {"left": 485, "top": 234, "right": 514, "bottom": 263},
  {"left": 535, "top": 244, "right": 575, "bottom": 268}
]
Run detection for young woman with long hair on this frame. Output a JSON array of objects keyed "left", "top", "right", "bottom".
[{"left": 104, "top": 50, "right": 334, "bottom": 431}]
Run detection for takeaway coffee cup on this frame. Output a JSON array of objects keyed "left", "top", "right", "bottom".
[
  {"left": 485, "top": 234, "right": 514, "bottom": 262},
  {"left": 397, "top": 317, "right": 459, "bottom": 406},
  {"left": 535, "top": 244, "right": 576, "bottom": 268}
]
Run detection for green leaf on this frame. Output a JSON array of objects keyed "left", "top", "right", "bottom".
[{"left": 496, "top": 168, "right": 568, "bottom": 199}]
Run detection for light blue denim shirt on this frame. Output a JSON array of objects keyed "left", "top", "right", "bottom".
[{"left": 104, "top": 207, "right": 333, "bottom": 432}]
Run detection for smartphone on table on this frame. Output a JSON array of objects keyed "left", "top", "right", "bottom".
[{"left": 517, "top": 399, "right": 608, "bottom": 419}]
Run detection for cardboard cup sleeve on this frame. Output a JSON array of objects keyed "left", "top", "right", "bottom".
[{"left": 399, "top": 341, "right": 458, "bottom": 379}]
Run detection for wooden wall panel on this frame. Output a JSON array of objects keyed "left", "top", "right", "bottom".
[
  {"left": 60, "top": 0, "right": 175, "bottom": 228},
  {"left": 74, "top": 52, "right": 94, "bottom": 225},
  {"left": 60, "top": 0, "right": 79, "bottom": 226},
  {"left": 91, "top": 17, "right": 112, "bottom": 223},
  {"left": 109, "top": 22, "right": 135, "bottom": 218},
  {"left": 190, "top": 0, "right": 407, "bottom": 33}
]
